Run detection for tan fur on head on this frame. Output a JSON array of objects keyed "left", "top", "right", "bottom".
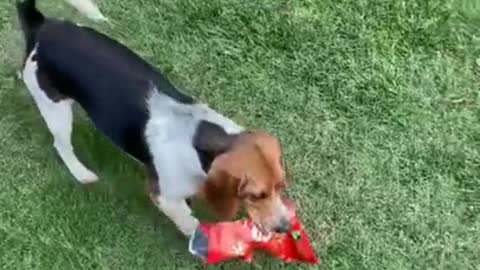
[{"left": 202, "top": 131, "right": 289, "bottom": 233}]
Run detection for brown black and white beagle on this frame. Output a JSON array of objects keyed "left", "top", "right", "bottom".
[{"left": 16, "top": 0, "right": 291, "bottom": 237}]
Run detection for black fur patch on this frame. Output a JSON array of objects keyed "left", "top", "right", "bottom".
[
  {"left": 35, "top": 62, "right": 69, "bottom": 102},
  {"left": 193, "top": 120, "right": 238, "bottom": 172},
  {"left": 30, "top": 19, "right": 197, "bottom": 165}
]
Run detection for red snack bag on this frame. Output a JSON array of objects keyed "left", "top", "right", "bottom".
[
  {"left": 197, "top": 220, "right": 256, "bottom": 264},
  {"left": 188, "top": 200, "right": 319, "bottom": 265},
  {"left": 253, "top": 201, "right": 318, "bottom": 264}
]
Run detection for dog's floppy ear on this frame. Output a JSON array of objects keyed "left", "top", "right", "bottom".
[
  {"left": 193, "top": 121, "right": 238, "bottom": 154},
  {"left": 202, "top": 154, "right": 246, "bottom": 220}
]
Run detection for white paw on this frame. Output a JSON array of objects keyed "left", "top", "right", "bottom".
[
  {"left": 72, "top": 168, "right": 99, "bottom": 184},
  {"left": 178, "top": 217, "right": 199, "bottom": 237}
]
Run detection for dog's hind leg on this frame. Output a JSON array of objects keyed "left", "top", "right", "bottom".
[{"left": 22, "top": 49, "right": 98, "bottom": 184}]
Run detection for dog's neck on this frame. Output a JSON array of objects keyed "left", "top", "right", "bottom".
[{"left": 145, "top": 89, "right": 245, "bottom": 175}]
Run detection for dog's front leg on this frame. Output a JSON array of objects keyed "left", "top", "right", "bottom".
[
  {"left": 153, "top": 196, "right": 199, "bottom": 236},
  {"left": 145, "top": 166, "right": 199, "bottom": 236}
]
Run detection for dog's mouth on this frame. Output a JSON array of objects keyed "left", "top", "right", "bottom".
[{"left": 252, "top": 222, "right": 273, "bottom": 240}]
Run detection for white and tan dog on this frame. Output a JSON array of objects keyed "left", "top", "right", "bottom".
[{"left": 16, "top": 0, "right": 291, "bottom": 237}]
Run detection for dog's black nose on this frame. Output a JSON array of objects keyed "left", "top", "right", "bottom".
[{"left": 273, "top": 217, "right": 291, "bottom": 233}]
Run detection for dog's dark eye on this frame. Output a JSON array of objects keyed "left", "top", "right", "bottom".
[
  {"left": 258, "top": 192, "right": 268, "bottom": 199},
  {"left": 250, "top": 192, "right": 268, "bottom": 201}
]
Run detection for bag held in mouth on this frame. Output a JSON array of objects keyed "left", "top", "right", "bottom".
[{"left": 188, "top": 200, "right": 319, "bottom": 265}]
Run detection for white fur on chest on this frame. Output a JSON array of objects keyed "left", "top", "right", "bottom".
[{"left": 144, "top": 89, "right": 244, "bottom": 199}]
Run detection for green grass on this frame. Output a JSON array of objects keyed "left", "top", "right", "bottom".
[{"left": 1, "top": 0, "right": 479, "bottom": 269}]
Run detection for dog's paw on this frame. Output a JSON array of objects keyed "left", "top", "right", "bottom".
[
  {"left": 179, "top": 217, "right": 199, "bottom": 237},
  {"left": 73, "top": 168, "right": 99, "bottom": 184}
]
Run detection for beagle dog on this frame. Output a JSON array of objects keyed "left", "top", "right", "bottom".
[{"left": 16, "top": 0, "right": 291, "bottom": 237}]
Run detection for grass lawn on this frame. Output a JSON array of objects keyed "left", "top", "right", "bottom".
[{"left": 1, "top": 0, "right": 479, "bottom": 269}]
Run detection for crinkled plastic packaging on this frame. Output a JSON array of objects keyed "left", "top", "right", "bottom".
[{"left": 189, "top": 200, "right": 319, "bottom": 265}]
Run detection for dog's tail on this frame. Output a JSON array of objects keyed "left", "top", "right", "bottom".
[
  {"left": 17, "top": 0, "right": 108, "bottom": 54},
  {"left": 64, "top": 0, "right": 108, "bottom": 22},
  {"left": 16, "top": 0, "right": 107, "bottom": 29},
  {"left": 16, "top": 0, "right": 44, "bottom": 54}
]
